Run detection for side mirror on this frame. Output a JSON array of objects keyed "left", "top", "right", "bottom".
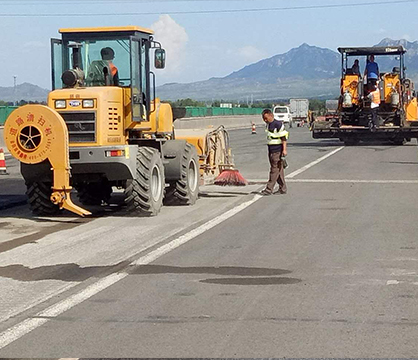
[{"left": 154, "top": 49, "right": 166, "bottom": 69}]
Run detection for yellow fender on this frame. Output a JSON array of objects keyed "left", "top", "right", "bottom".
[{"left": 3, "top": 105, "right": 91, "bottom": 217}]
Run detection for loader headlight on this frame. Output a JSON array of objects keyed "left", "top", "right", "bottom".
[
  {"left": 82, "top": 99, "right": 94, "bottom": 108},
  {"left": 55, "top": 100, "right": 66, "bottom": 109}
]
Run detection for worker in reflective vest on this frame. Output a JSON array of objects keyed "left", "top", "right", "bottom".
[
  {"left": 368, "top": 83, "right": 381, "bottom": 131},
  {"left": 261, "top": 109, "right": 289, "bottom": 195}
]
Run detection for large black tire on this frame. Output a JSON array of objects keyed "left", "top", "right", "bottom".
[
  {"left": 165, "top": 143, "right": 199, "bottom": 205},
  {"left": 124, "top": 147, "right": 165, "bottom": 216},
  {"left": 392, "top": 138, "right": 406, "bottom": 146},
  {"left": 26, "top": 182, "right": 60, "bottom": 216},
  {"left": 76, "top": 181, "right": 112, "bottom": 206}
]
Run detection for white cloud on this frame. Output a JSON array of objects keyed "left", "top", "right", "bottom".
[
  {"left": 237, "top": 45, "right": 267, "bottom": 62},
  {"left": 150, "top": 15, "right": 188, "bottom": 75}
]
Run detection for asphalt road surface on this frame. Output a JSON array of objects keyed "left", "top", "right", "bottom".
[{"left": 1, "top": 125, "right": 418, "bottom": 357}]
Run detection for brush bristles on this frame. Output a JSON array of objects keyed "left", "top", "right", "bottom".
[{"left": 214, "top": 169, "right": 248, "bottom": 186}]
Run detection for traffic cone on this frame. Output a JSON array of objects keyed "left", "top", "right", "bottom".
[
  {"left": 0, "top": 148, "right": 8, "bottom": 175},
  {"left": 251, "top": 123, "right": 257, "bottom": 134}
]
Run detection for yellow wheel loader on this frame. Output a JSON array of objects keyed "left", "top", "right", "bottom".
[
  {"left": 312, "top": 46, "right": 418, "bottom": 145},
  {"left": 3, "top": 26, "right": 235, "bottom": 217}
]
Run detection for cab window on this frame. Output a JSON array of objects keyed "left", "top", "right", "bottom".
[{"left": 52, "top": 38, "right": 132, "bottom": 89}]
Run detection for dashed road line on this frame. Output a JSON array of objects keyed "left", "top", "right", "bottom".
[
  {"left": 286, "top": 146, "right": 345, "bottom": 178},
  {"left": 287, "top": 179, "right": 418, "bottom": 184},
  {"left": 0, "top": 146, "right": 345, "bottom": 350},
  {"left": 0, "top": 194, "right": 262, "bottom": 350}
]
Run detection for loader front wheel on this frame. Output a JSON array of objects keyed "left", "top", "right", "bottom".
[
  {"left": 124, "top": 147, "right": 165, "bottom": 216},
  {"left": 165, "top": 143, "right": 199, "bottom": 205},
  {"left": 26, "top": 182, "right": 60, "bottom": 216}
]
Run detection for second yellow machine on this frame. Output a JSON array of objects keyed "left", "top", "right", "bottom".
[
  {"left": 312, "top": 46, "right": 418, "bottom": 145},
  {"left": 3, "top": 26, "right": 234, "bottom": 217}
]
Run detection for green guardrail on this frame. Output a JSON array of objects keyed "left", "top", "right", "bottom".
[
  {"left": 0, "top": 106, "right": 18, "bottom": 126},
  {"left": 183, "top": 107, "right": 264, "bottom": 118}
]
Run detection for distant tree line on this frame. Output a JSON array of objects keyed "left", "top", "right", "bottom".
[
  {"left": 167, "top": 98, "right": 330, "bottom": 113},
  {"left": 309, "top": 99, "right": 327, "bottom": 114},
  {"left": 167, "top": 98, "right": 274, "bottom": 108},
  {"left": 1, "top": 98, "right": 328, "bottom": 113},
  {"left": 0, "top": 100, "right": 46, "bottom": 106}
]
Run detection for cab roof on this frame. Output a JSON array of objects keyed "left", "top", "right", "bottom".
[
  {"left": 338, "top": 46, "right": 406, "bottom": 56},
  {"left": 59, "top": 26, "right": 154, "bottom": 35}
]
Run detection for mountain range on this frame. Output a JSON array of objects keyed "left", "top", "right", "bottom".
[
  {"left": 0, "top": 82, "right": 49, "bottom": 103},
  {"left": 157, "top": 38, "right": 418, "bottom": 101},
  {"left": 2, "top": 39, "right": 418, "bottom": 103}
]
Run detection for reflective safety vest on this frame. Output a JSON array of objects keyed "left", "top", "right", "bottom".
[
  {"left": 369, "top": 88, "right": 381, "bottom": 109},
  {"left": 266, "top": 124, "right": 289, "bottom": 145},
  {"left": 109, "top": 61, "right": 118, "bottom": 77},
  {"left": 371, "top": 89, "right": 381, "bottom": 105}
]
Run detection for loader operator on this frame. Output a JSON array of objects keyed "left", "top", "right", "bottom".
[
  {"left": 261, "top": 109, "right": 289, "bottom": 196},
  {"left": 364, "top": 54, "right": 379, "bottom": 86},
  {"left": 100, "top": 47, "right": 119, "bottom": 86},
  {"left": 351, "top": 59, "right": 360, "bottom": 75}
]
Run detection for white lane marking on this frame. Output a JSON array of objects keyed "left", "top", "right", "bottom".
[
  {"left": 286, "top": 146, "right": 345, "bottom": 179},
  {"left": 248, "top": 178, "right": 418, "bottom": 184},
  {"left": 0, "top": 194, "right": 262, "bottom": 350},
  {"left": 387, "top": 280, "right": 400, "bottom": 285},
  {"left": 132, "top": 195, "right": 261, "bottom": 266},
  {"left": 0, "top": 283, "right": 78, "bottom": 325},
  {"left": 0, "top": 147, "right": 340, "bottom": 349},
  {"left": 287, "top": 179, "right": 418, "bottom": 184}
]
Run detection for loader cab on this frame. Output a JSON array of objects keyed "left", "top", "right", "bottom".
[{"left": 51, "top": 26, "right": 166, "bottom": 122}]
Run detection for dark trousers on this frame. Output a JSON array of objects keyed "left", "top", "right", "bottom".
[
  {"left": 371, "top": 107, "right": 379, "bottom": 128},
  {"left": 266, "top": 151, "right": 287, "bottom": 193}
]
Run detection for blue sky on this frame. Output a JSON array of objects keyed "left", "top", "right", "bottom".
[{"left": 1, "top": 0, "right": 418, "bottom": 89}]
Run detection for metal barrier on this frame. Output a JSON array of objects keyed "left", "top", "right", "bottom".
[{"left": 0, "top": 106, "right": 18, "bottom": 126}]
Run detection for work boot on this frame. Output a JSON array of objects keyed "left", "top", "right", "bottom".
[
  {"left": 274, "top": 189, "right": 287, "bottom": 195},
  {"left": 260, "top": 189, "right": 272, "bottom": 196}
]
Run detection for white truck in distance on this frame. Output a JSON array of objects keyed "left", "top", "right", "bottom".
[
  {"left": 273, "top": 105, "right": 292, "bottom": 126},
  {"left": 290, "top": 99, "right": 309, "bottom": 127}
]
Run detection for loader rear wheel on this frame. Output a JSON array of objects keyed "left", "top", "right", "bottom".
[
  {"left": 26, "top": 182, "right": 60, "bottom": 216},
  {"left": 165, "top": 143, "right": 199, "bottom": 205},
  {"left": 124, "top": 147, "right": 165, "bottom": 216},
  {"left": 76, "top": 181, "right": 112, "bottom": 206}
]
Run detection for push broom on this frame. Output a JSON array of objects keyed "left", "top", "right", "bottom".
[{"left": 213, "top": 128, "right": 247, "bottom": 186}]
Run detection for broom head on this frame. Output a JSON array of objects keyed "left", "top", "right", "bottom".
[{"left": 214, "top": 168, "right": 247, "bottom": 186}]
